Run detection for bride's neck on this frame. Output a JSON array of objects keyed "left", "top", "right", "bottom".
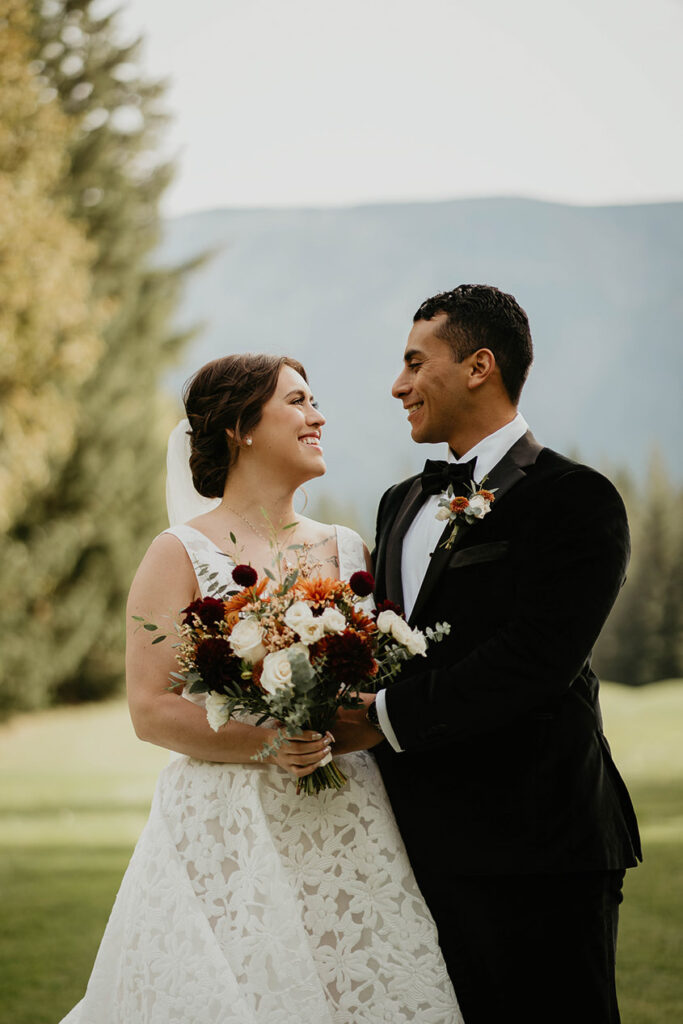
[{"left": 220, "top": 467, "right": 298, "bottom": 532}]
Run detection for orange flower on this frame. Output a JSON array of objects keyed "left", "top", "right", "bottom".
[
  {"left": 478, "top": 489, "right": 495, "bottom": 502},
  {"left": 224, "top": 578, "right": 268, "bottom": 614},
  {"left": 450, "top": 496, "right": 470, "bottom": 513},
  {"left": 347, "top": 607, "right": 377, "bottom": 634},
  {"left": 224, "top": 610, "right": 240, "bottom": 632},
  {"left": 294, "top": 576, "right": 346, "bottom": 607}
]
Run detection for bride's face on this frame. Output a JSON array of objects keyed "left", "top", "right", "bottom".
[{"left": 248, "top": 364, "right": 326, "bottom": 482}]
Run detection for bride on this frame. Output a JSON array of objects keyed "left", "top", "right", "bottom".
[{"left": 59, "top": 353, "right": 462, "bottom": 1023}]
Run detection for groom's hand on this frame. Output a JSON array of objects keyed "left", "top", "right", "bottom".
[{"left": 332, "top": 693, "right": 385, "bottom": 754}]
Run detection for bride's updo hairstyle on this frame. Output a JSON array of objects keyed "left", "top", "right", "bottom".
[{"left": 183, "top": 354, "right": 307, "bottom": 498}]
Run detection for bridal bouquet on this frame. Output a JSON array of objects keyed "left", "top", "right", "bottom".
[{"left": 144, "top": 561, "right": 449, "bottom": 795}]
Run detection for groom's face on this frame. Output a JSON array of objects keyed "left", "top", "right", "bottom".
[{"left": 392, "top": 315, "right": 471, "bottom": 445}]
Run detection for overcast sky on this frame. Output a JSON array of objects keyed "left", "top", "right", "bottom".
[{"left": 113, "top": 0, "right": 683, "bottom": 216}]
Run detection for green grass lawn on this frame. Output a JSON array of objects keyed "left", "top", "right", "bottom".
[{"left": 0, "top": 683, "right": 682, "bottom": 1023}]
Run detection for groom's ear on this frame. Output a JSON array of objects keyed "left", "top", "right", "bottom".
[{"left": 466, "top": 348, "right": 496, "bottom": 390}]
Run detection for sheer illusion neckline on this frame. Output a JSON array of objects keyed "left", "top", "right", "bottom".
[{"left": 177, "top": 522, "right": 344, "bottom": 581}]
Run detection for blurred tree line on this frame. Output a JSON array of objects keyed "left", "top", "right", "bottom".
[
  {"left": 1, "top": 0, "right": 193, "bottom": 714},
  {"left": 593, "top": 456, "right": 683, "bottom": 686}
]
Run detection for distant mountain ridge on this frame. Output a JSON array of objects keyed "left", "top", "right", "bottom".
[{"left": 158, "top": 197, "right": 683, "bottom": 533}]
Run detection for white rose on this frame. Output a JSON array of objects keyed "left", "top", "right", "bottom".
[
  {"left": 435, "top": 506, "right": 452, "bottom": 521},
  {"left": 284, "top": 600, "right": 314, "bottom": 634},
  {"left": 228, "top": 618, "right": 266, "bottom": 663},
  {"left": 206, "top": 691, "right": 231, "bottom": 732},
  {"left": 389, "top": 615, "right": 418, "bottom": 649},
  {"left": 404, "top": 628, "right": 428, "bottom": 657},
  {"left": 320, "top": 607, "right": 346, "bottom": 633},
  {"left": 467, "top": 494, "right": 492, "bottom": 519},
  {"left": 260, "top": 649, "right": 296, "bottom": 695},
  {"left": 297, "top": 617, "right": 326, "bottom": 645},
  {"left": 376, "top": 609, "right": 401, "bottom": 633}
]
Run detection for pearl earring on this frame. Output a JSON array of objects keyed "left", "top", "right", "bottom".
[{"left": 245, "top": 437, "right": 253, "bottom": 446}]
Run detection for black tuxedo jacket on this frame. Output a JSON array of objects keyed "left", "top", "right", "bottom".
[{"left": 372, "top": 432, "right": 642, "bottom": 877}]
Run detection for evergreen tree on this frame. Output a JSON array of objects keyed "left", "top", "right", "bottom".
[
  {"left": 1, "top": 0, "right": 193, "bottom": 712},
  {"left": 0, "top": 0, "right": 105, "bottom": 711},
  {"left": 594, "top": 454, "right": 683, "bottom": 685}
]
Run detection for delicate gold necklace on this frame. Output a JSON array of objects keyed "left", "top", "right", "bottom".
[{"left": 224, "top": 505, "right": 299, "bottom": 545}]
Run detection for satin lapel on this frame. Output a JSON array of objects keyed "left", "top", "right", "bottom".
[
  {"left": 482, "top": 430, "right": 544, "bottom": 507},
  {"left": 408, "top": 431, "right": 544, "bottom": 624},
  {"left": 408, "top": 515, "right": 472, "bottom": 624},
  {"left": 384, "top": 478, "right": 426, "bottom": 607}
]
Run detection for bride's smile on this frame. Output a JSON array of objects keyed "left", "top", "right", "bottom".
[{"left": 247, "top": 364, "right": 327, "bottom": 483}]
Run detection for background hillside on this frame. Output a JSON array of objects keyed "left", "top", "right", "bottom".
[{"left": 159, "top": 197, "right": 683, "bottom": 533}]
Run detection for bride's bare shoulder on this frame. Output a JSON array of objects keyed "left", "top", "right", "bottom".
[
  {"left": 129, "top": 530, "right": 197, "bottom": 598},
  {"left": 297, "top": 516, "right": 338, "bottom": 544}
]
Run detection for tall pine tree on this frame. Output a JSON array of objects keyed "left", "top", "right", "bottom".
[
  {"left": 1, "top": 0, "right": 193, "bottom": 711},
  {"left": 0, "top": 0, "right": 104, "bottom": 711}
]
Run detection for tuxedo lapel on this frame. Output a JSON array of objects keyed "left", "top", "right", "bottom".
[
  {"left": 408, "top": 431, "right": 544, "bottom": 624},
  {"left": 482, "top": 430, "right": 544, "bottom": 506},
  {"left": 384, "top": 478, "right": 426, "bottom": 608}
]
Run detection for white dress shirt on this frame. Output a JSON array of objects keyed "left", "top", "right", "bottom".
[{"left": 376, "top": 412, "right": 529, "bottom": 751}]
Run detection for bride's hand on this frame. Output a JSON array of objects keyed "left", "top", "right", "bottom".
[{"left": 268, "top": 730, "right": 333, "bottom": 778}]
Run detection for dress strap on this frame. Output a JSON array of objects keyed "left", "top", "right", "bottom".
[
  {"left": 163, "top": 525, "right": 235, "bottom": 596},
  {"left": 334, "top": 524, "right": 368, "bottom": 582}
]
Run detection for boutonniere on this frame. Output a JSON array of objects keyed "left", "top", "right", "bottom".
[{"left": 435, "top": 478, "right": 497, "bottom": 549}]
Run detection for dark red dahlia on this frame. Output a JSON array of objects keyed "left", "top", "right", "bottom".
[
  {"left": 181, "top": 597, "right": 226, "bottom": 630},
  {"left": 374, "top": 599, "right": 405, "bottom": 619},
  {"left": 320, "top": 629, "right": 377, "bottom": 685},
  {"left": 349, "top": 571, "right": 375, "bottom": 598},
  {"left": 194, "top": 637, "right": 239, "bottom": 691},
  {"left": 232, "top": 564, "right": 258, "bottom": 587}
]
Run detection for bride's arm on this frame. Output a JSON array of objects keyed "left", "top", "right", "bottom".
[{"left": 126, "top": 533, "right": 330, "bottom": 774}]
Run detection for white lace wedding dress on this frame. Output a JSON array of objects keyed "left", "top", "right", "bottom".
[{"left": 60, "top": 523, "right": 462, "bottom": 1024}]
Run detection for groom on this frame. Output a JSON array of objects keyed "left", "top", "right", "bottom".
[{"left": 336, "top": 284, "right": 641, "bottom": 1024}]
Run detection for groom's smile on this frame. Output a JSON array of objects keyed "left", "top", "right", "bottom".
[{"left": 392, "top": 314, "right": 471, "bottom": 447}]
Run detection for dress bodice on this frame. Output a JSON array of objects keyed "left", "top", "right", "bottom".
[{"left": 163, "top": 522, "right": 368, "bottom": 595}]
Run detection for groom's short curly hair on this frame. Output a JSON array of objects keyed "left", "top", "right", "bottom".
[{"left": 414, "top": 284, "right": 533, "bottom": 404}]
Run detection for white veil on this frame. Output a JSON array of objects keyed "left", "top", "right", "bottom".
[{"left": 165, "top": 418, "right": 221, "bottom": 526}]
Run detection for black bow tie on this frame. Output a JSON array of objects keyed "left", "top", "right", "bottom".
[{"left": 420, "top": 457, "right": 477, "bottom": 496}]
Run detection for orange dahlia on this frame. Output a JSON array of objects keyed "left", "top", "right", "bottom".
[
  {"left": 224, "top": 578, "right": 268, "bottom": 614},
  {"left": 478, "top": 489, "right": 495, "bottom": 502},
  {"left": 294, "top": 575, "right": 346, "bottom": 607},
  {"left": 347, "top": 607, "right": 377, "bottom": 634}
]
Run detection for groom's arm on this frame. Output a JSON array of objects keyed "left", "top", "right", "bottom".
[{"left": 384, "top": 468, "right": 630, "bottom": 750}]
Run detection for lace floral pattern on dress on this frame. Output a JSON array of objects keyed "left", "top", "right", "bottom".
[{"left": 59, "top": 523, "right": 461, "bottom": 1024}]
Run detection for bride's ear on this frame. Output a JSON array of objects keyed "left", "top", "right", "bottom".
[{"left": 226, "top": 427, "right": 252, "bottom": 448}]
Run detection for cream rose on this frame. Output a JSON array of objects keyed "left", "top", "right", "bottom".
[
  {"left": 435, "top": 506, "right": 452, "bottom": 521},
  {"left": 228, "top": 618, "right": 266, "bottom": 663},
  {"left": 388, "top": 616, "right": 427, "bottom": 656},
  {"left": 284, "top": 600, "right": 314, "bottom": 633},
  {"left": 297, "top": 617, "right": 326, "bottom": 645},
  {"left": 376, "top": 609, "right": 401, "bottom": 633},
  {"left": 467, "top": 494, "right": 492, "bottom": 519},
  {"left": 320, "top": 607, "right": 346, "bottom": 633},
  {"left": 260, "top": 648, "right": 296, "bottom": 695},
  {"left": 404, "top": 627, "right": 428, "bottom": 657},
  {"left": 206, "top": 691, "right": 231, "bottom": 732}
]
